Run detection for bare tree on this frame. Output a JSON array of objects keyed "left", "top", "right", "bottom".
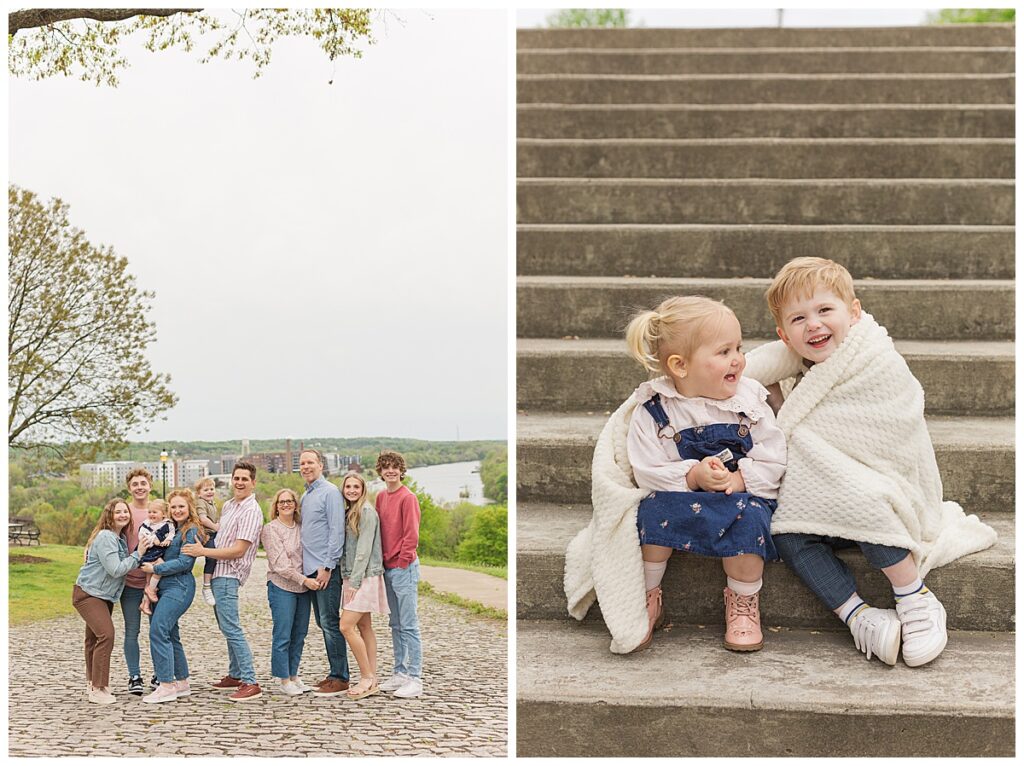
[{"left": 8, "top": 185, "right": 178, "bottom": 453}]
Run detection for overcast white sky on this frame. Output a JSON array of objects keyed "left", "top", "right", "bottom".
[
  {"left": 10, "top": 9, "right": 508, "bottom": 443},
  {"left": 518, "top": 8, "right": 938, "bottom": 27}
]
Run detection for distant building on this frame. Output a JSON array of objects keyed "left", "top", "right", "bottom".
[
  {"left": 177, "top": 460, "right": 210, "bottom": 487},
  {"left": 80, "top": 460, "right": 179, "bottom": 489},
  {"left": 246, "top": 452, "right": 290, "bottom": 474}
]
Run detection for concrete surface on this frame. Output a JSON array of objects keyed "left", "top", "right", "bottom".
[
  {"left": 517, "top": 223, "right": 1016, "bottom": 279},
  {"left": 516, "top": 621, "right": 1014, "bottom": 757},
  {"left": 420, "top": 565, "right": 507, "bottom": 612},
  {"left": 516, "top": 275, "right": 1015, "bottom": 339}
]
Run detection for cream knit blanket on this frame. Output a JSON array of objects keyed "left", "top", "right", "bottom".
[
  {"left": 564, "top": 313, "right": 996, "bottom": 654},
  {"left": 743, "top": 312, "right": 997, "bottom": 575}
]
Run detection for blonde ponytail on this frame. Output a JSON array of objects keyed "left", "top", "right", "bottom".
[{"left": 624, "top": 296, "right": 736, "bottom": 376}]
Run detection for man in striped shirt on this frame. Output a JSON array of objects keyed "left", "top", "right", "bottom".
[{"left": 184, "top": 461, "right": 264, "bottom": 701}]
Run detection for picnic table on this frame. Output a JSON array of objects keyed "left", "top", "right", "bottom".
[{"left": 9, "top": 519, "right": 40, "bottom": 546}]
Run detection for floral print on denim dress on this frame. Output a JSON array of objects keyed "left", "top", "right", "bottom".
[{"left": 635, "top": 394, "right": 778, "bottom": 561}]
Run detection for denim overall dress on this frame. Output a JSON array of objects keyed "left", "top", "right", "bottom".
[{"left": 635, "top": 393, "right": 778, "bottom": 561}]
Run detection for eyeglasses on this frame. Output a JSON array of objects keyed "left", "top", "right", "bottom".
[{"left": 277, "top": 499, "right": 296, "bottom": 506}]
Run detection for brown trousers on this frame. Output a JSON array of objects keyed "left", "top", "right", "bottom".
[{"left": 72, "top": 585, "right": 115, "bottom": 689}]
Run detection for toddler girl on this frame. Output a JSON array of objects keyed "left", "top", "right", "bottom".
[
  {"left": 139, "top": 499, "right": 175, "bottom": 615},
  {"left": 625, "top": 295, "right": 786, "bottom": 651},
  {"left": 194, "top": 477, "right": 220, "bottom": 606}
]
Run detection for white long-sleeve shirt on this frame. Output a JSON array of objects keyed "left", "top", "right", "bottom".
[{"left": 626, "top": 375, "right": 787, "bottom": 498}]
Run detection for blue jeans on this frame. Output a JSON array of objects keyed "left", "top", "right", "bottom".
[
  {"left": 774, "top": 533, "right": 912, "bottom": 610},
  {"left": 267, "top": 582, "right": 312, "bottom": 679},
  {"left": 149, "top": 576, "right": 194, "bottom": 683},
  {"left": 308, "top": 568, "right": 349, "bottom": 681},
  {"left": 211, "top": 577, "right": 256, "bottom": 684},
  {"left": 119, "top": 585, "right": 145, "bottom": 677},
  {"left": 384, "top": 559, "right": 422, "bottom": 678}
]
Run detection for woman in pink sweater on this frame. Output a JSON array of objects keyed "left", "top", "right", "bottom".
[{"left": 261, "top": 489, "right": 322, "bottom": 695}]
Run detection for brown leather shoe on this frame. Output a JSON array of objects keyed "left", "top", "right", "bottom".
[
  {"left": 312, "top": 678, "right": 350, "bottom": 697},
  {"left": 228, "top": 682, "right": 263, "bottom": 702},
  {"left": 211, "top": 675, "right": 242, "bottom": 689}
]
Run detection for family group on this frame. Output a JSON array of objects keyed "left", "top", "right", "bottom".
[
  {"left": 72, "top": 447, "right": 424, "bottom": 704},
  {"left": 567, "top": 256, "right": 996, "bottom": 664}
]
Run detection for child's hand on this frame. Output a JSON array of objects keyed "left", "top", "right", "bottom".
[
  {"left": 160, "top": 537, "right": 172, "bottom": 547},
  {"left": 722, "top": 470, "right": 746, "bottom": 496},
  {"left": 689, "top": 456, "right": 731, "bottom": 492}
]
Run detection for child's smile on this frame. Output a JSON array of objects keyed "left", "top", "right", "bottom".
[{"left": 778, "top": 288, "right": 861, "bottom": 364}]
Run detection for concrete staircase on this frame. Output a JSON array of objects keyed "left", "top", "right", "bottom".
[{"left": 516, "top": 24, "right": 1015, "bottom": 757}]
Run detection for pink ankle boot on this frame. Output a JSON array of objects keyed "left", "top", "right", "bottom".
[
  {"left": 632, "top": 586, "right": 664, "bottom": 652},
  {"left": 723, "top": 587, "right": 763, "bottom": 652}
]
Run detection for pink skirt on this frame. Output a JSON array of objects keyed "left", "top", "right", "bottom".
[{"left": 342, "top": 574, "right": 390, "bottom": 615}]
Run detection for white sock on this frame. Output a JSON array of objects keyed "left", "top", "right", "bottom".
[
  {"left": 836, "top": 593, "right": 869, "bottom": 625},
  {"left": 643, "top": 560, "right": 668, "bottom": 592},
  {"left": 893, "top": 577, "right": 925, "bottom": 600},
  {"left": 726, "top": 576, "right": 762, "bottom": 596}
]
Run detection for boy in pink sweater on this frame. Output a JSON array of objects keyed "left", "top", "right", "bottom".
[{"left": 374, "top": 450, "right": 423, "bottom": 699}]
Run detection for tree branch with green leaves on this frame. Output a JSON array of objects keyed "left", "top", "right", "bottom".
[
  {"left": 9, "top": 8, "right": 375, "bottom": 86},
  {"left": 8, "top": 185, "right": 178, "bottom": 455}
]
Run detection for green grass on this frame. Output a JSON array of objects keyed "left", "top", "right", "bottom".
[
  {"left": 418, "top": 555, "right": 507, "bottom": 580},
  {"left": 418, "top": 581, "right": 507, "bottom": 622},
  {"left": 9, "top": 543, "right": 203, "bottom": 626},
  {"left": 9, "top": 544, "right": 88, "bottom": 625}
]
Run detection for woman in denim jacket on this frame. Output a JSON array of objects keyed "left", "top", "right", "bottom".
[
  {"left": 74, "top": 498, "right": 154, "bottom": 704},
  {"left": 140, "top": 489, "right": 207, "bottom": 704},
  {"left": 339, "top": 472, "right": 388, "bottom": 700}
]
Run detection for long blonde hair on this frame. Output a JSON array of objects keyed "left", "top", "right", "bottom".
[
  {"left": 84, "top": 498, "right": 133, "bottom": 562},
  {"left": 625, "top": 295, "right": 736, "bottom": 375},
  {"left": 166, "top": 489, "right": 208, "bottom": 545},
  {"left": 342, "top": 471, "right": 368, "bottom": 537}
]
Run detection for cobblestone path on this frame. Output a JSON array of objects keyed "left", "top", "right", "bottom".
[{"left": 9, "top": 559, "right": 508, "bottom": 757}]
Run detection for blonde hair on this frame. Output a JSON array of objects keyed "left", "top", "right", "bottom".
[
  {"left": 193, "top": 477, "right": 215, "bottom": 494},
  {"left": 270, "top": 488, "right": 301, "bottom": 523},
  {"left": 766, "top": 257, "right": 858, "bottom": 327},
  {"left": 166, "top": 489, "right": 207, "bottom": 544},
  {"left": 625, "top": 296, "right": 736, "bottom": 375},
  {"left": 342, "top": 471, "right": 368, "bottom": 537},
  {"left": 84, "top": 498, "right": 132, "bottom": 562},
  {"left": 148, "top": 499, "right": 169, "bottom": 519}
]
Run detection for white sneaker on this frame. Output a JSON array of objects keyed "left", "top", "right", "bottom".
[
  {"left": 87, "top": 687, "right": 116, "bottom": 705},
  {"left": 393, "top": 677, "right": 423, "bottom": 698},
  {"left": 896, "top": 589, "right": 948, "bottom": 667},
  {"left": 380, "top": 673, "right": 411, "bottom": 692},
  {"left": 291, "top": 678, "right": 313, "bottom": 693},
  {"left": 848, "top": 606, "right": 901, "bottom": 666},
  {"left": 202, "top": 586, "right": 216, "bottom": 606},
  {"left": 279, "top": 680, "right": 303, "bottom": 696},
  {"left": 142, "top": 682, "right": 180, "bottom": 704},
  {"left": 174, "top": 680, "right": 192, "bottom": 698}
]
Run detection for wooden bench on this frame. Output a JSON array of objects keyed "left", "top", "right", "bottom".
[{"left": 9, "top": 518, "right": 40, "bottom": 546}]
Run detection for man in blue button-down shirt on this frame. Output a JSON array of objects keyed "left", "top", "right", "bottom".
[{"left": 298, "top": 448, "right": 349, "bottom": 695}]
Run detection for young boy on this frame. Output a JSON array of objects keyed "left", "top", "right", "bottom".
[
  {"left": 374, "top": 450, "right": 423, "bottom": 698},
  {"left": 745, "top": 257, "right": 996, "bottom": 667}
]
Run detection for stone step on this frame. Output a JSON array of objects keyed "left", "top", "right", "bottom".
[
  {"left": 517, "top": 276, "right": 1015, "bottom": 340},
  {"left": 516, "top": 503, "right": 1014, "bottom": 631},
  {"left": 516, "top": 621, "right": 1014, "bottom": 757},
  {"left": 516, "top": 338, "right": 1014, "bottom": 415},
  {"left": 517, "top": 224, "right": 1016, "bottom": 279},
  {"left": 517, "top": 178, "right": 1015, "bottom": 225},
  {"left": 518, "top": 47, "right": 1015, "bottom": 75},
  {"left": 517, "top": 74, "right": 1015, "bottom": 105},
  {"left": 517, "top": 26, "right": 1017, "bottom": 50},
  {"left": 518, "top": 104, "right": 1017, "bottom": 139},
  {"left": 516, "top": 412, "right": 1014, "bottom": 515},
  {"left": 517, "top": 138, "right": 1015, "bottom": 179}
]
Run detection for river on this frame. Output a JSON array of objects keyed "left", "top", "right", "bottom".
[{"left": 368, "top": 460, "right": 493, "bottom": 506}]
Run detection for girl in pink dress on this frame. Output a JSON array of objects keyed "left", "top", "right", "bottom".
[{"left": 339, "top": 471, "right": 389, "bottom": 699}]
